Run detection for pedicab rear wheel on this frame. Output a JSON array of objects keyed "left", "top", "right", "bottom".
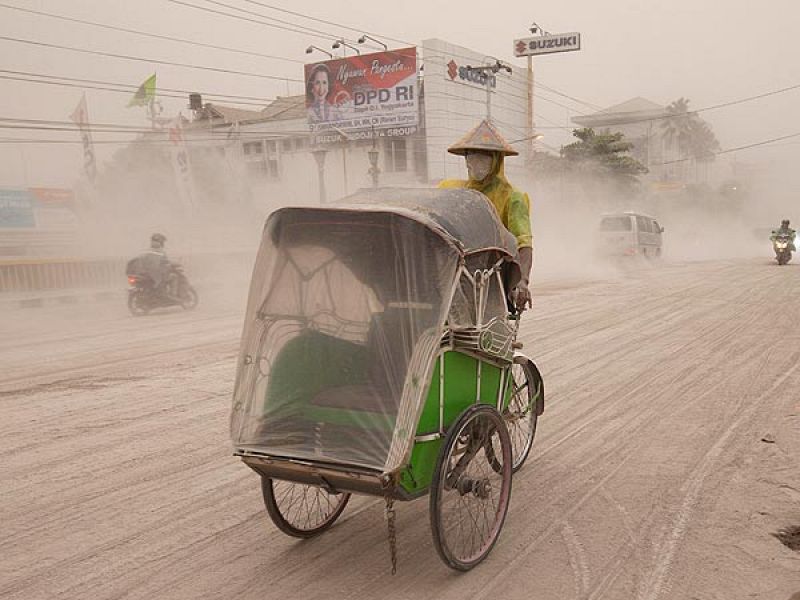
[
  {"left": 261, "top": 478, "right": 350, "bottom": 538},
  {"left": 505, "top": 361, "right": 540, "bottom": 472},
  {"left": 430, "top": 404, "right": 512, "bottom": 571}
]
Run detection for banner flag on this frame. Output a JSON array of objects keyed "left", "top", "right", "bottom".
[
  {"left": 128, "top": 73, "right": 157, "bottom": 107},
  {"left": 168, "top": 119, "right": 196, "bottom": 211},
  {"left": 69, "top": 93, "right": 97, "bottom": 182}
]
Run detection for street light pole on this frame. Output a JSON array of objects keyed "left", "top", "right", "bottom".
[
  {"left": 312, "top": 148, "right": 327, "bottom": 204},
  {"left": 367, "top": 126, "right": 380, "bottom": 187}
]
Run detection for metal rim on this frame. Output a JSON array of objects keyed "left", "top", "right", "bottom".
[
  {"left": 430, "top": 404, "right": 512, "bottom": 570},
  {"left": 506, "top": 362, "right": 538, "bottom": 472},
  {"left": 261, "top": 478, "right": 350, "bottom": 539}
]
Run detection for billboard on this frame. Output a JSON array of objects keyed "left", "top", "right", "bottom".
[
  {"left": 0, "top": 189, "right": 36, "bottom": 228},
  {"left": 304, "top": 47, "right": 418, "bottom": 142},
  {"left": 513, "top": 33, "right": 581, "bottom": 57},
  {"left": 0, "top": 188, "right": 78, "bottom": 229}
]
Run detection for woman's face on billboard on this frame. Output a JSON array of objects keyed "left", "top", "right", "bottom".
[{"left": 311, "top": 71, "right": 329, "bottom": 101}]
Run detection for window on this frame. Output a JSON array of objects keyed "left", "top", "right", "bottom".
[
  {"left": 281, "top": 138, "right": 293, "bottom": 152},
  {"left": 294, "top": 137, "right": 310, "bottom": 151},
  {"left": 636, "top": 216, "right": 652, "bottom": 233},
  {"left": 242, "top": 139, "right": 279, "bottom": 180},
  {"left": 383, "top": 138, "right": 407, "bottom": 173},
  {"left": 653, "top": 221, "right": 662, "bottom": 234},
  {"left": 600, "top": 216, "right": 632, "bottom": 231}
]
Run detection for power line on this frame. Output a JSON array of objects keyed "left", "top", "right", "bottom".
[
  {"left": 165, "top": 0, "right": 348, "bottom": 44},
  {"left": 0, "top": 73, "right": 273, "bottom": 108},
  {"left": 0, "top": 69, "right": 277, "bottom": 105},
  {"left": 0, "top": 2, "right": 304, "bottom": 64},
  {"left": 0, "top": 35, "right": 302, "bottom": 83},
  {"left": 238, "top": 0, "right": 411, "bottom": 47},
  {"left": 197, "top": 0, "right": 368, "bottom": 45},
  {"left": 658, "top": 131, "right": 800, "bottom": 165}
]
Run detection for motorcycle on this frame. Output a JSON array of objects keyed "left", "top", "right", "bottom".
[
  {"left": 127, "top": 264, "right": 199, "bottom": 316},
  {"left": 772, "top": 234, "right": 793, "bottom": 266}
]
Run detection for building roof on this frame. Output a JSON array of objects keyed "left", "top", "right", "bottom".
[
  {"left": 186, "top": 96, "right": 307, "bottom": 130},
  {"left": 201, "top": 103, "right": 265, "bottom": 123},
  {"left": 260, "top": 95, "right": 306, "bottom": 121},
  {"left": 572, "top": 96, "right": 668, "bottom": 127}
]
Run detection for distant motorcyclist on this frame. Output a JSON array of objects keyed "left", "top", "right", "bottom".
[
  {"left": 770, "top": 219, "right": 796, "bottom": 265},
  {"left": 770, "top": 219, "right": 796, "bottom": 250}
]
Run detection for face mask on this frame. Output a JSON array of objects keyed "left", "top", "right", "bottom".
[{"left": 465, "top": 153, "right": 493, "bottom": 181}]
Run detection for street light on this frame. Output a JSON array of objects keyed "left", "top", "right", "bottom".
[
  {"left": 332, "top": 39, "right": 360, "bottom": 55},
  {"left": 357, "top": 34, "right": 387, "bottom": 51},
  {"left": 305, "top": 45, "right": 333, "bottom": 58}
]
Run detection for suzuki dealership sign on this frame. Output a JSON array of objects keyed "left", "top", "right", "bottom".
[
  {"left": 304, "top": 47, "right": 418, "bottom": 142},
  {"left": 513, "top": 32, "right": 581, "bottom": 57},
  {"left": 445, "top": 59, "right": 497, "bottom": 89}
]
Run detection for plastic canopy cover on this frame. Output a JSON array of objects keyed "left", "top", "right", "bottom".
[{"left": 230, "top": 187, "right": 517, "bottom": 473}]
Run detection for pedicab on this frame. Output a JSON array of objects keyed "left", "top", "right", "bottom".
[{"left": 230, "top": 187, "right": 544, "bottom": 571}]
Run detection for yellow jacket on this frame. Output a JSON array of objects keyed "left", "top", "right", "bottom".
[{"left": 438, "top": 153, "right": 532, "bottom": 249}]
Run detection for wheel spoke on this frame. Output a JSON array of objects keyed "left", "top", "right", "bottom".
[
  {"left": 264, "top": 479, "right": 349, "bottom": 536},
  {"left": 432, "top": 406, "right": 512, "bottom": 569}
]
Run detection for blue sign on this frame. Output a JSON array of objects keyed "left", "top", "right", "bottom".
[{"left": 0, "top": 189, "right": 36, "bottom": 228}]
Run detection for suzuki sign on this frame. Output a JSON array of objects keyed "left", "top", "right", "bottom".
[{"left": 513, "top": 32, "right": 581, "bottom": 57}]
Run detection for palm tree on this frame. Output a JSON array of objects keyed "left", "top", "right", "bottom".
[{"left": 660, "top": 98, "right": 720, "bottom": 181}]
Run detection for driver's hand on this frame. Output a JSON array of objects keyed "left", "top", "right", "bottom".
[{"left": 511, "top": 281, "right": 532, "bottom": 312}]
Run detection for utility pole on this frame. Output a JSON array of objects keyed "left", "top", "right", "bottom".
[
  {"left": 466, "top": 60, "right": 512, "bottom": 121},
  {"left": 527, "top": 55, "right": 535, "bottom": 161}
]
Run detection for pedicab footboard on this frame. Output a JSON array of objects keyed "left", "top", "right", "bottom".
[{"left": 236, "top": 450, "right": 390, "bottom": 497}]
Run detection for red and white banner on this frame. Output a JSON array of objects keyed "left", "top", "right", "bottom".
[
  {"left": 70, "top": 93, "right": 97, "bottom": 182},
  {"left": 168, "top": 119, "right": 196, "bottom": 211},
  {"left": 304, "top": 47, "right": 418, "bottom": 140}
]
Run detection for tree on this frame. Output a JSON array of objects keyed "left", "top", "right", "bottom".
[
  {"left": 660, "top": 98, "right": 720, "bottom": 162},
  {"left": 560, "top": 127, "right": 648, "bottom": 192}
]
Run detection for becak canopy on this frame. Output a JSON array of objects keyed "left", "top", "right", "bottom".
[{"left": 230, "top": 187, "right": 519, "bottom": 473}]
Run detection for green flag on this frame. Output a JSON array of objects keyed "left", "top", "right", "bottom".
[{"left": 128, "top": 74, "right": 156, "bottom": 107}]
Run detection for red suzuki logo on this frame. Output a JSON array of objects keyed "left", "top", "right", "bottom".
[
  {"left": 447, "top": 60, "right": 458, "bottom": 80},
  {"left": 515, "top": 40, "right": 527, "bottom": 55}
]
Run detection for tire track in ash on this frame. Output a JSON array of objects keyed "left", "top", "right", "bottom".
[
  {"left": 463, "top": 275, "right": 777, "bottom": 600},
  {"left": 336, "top": 287, "right": 769, "bottom": 600},
  {"left": 636, "top": 356, "right": 800, "bottom": 600}
]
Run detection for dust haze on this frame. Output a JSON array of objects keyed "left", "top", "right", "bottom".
[{"left": 3, "top": 2, "right": 800, "bottom": 600}]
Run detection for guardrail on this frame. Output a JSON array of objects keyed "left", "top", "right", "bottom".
[
  {"left": 0, "top": 252, "right": 254, "bottom": 293},
  {"left": 0, "top": 258, "right": 125, "bottom": 293}
]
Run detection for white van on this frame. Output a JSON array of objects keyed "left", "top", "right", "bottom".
[{"left": 597, "top": 212, "right": 664, "bottom": 258}]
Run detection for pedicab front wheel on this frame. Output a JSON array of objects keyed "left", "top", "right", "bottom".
[
  {"left": 506, "top": 361, "right": 541, "bottom": 472},
  {"left": 261, "top": 478, "right": 350, "bottom": 538},
  {"left": 430, "top": 404, "right": 512, "bottom": 571}
]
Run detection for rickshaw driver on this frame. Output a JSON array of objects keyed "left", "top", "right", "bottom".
[{"left": 438, "top": 120, "right": 533, "bottom": 311}]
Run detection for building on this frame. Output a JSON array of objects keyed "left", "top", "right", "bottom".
[
  {"left": 571, "top": 97, "right": 715, "bottom": 189},
  {"left": 171, "top": 38, "right": 533, "bottom": 214}
]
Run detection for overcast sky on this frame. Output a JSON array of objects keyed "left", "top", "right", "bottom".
[{"left": 1, "top": 0, "right": 799, "bottom": 187}]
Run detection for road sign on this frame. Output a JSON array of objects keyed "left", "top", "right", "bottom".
[{"left": 514, "top": 33, "right": 581, "bottom": 57}]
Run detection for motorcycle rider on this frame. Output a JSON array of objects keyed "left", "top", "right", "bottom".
[
  {"left": 139, "top": 233, "right": 175, "bottom": 298},
  {"left": 770, "top": 219, "right": 796, "bottom": 251},
  {"left": 439, "top": 119, "right": 533, "bottom": 311}
]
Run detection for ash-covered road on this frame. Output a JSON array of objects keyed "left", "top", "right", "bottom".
[{"left": 2, "top": 259, "right": 798, "bottom": 600}]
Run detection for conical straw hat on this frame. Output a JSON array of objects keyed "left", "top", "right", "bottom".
[{"left": 447, "top": 119, "right": 519, "bottom": 156}]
